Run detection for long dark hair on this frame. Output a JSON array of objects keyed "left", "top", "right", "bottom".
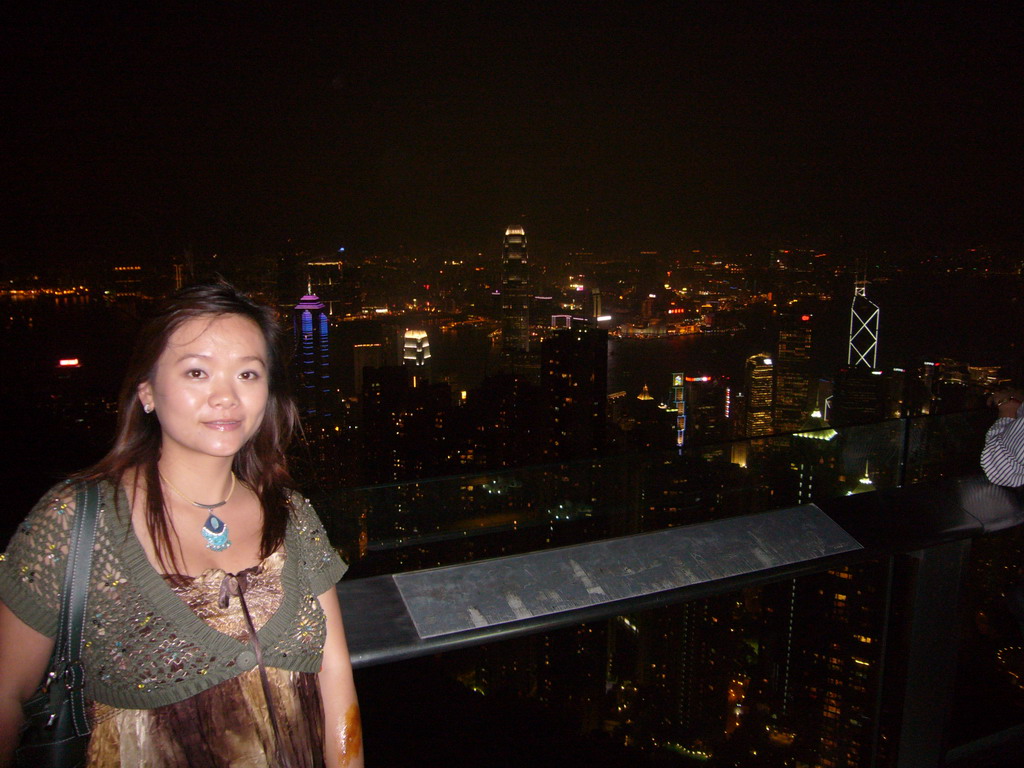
[{"left": 81, "top": 280, "right": 299, "bottom": 572}]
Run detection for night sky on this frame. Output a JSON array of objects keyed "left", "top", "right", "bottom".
[{"left": 2, "top": 2, "right": 1022, "bottom": 269}]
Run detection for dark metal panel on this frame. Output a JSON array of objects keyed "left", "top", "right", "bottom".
[
  {"left": 820, "top": 478, "right": 984, "bottom": 552},
  {"left": 392, "top": 504, "right": 860, "bottom": 639},
  {"left": 893, "top": 541, "right": 972, "bottom": 768}
]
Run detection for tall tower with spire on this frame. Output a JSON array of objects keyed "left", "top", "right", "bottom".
[
  {"left": 293, "top": 288, "right": 331, "bottom": 421},
  {"left": 501, "top": 226, "right": 530, "bottom": 360},
  {"left": 829, "top": 280, "right": 886, "bottom": 426},
  {"left": 848, "top": 279, "right": 880, "bottom": 369}
]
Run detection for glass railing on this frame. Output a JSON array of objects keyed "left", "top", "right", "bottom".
[
  {"left": 317, "top": 409, "right": 995, "bottom": 577},
  {"left": 950, "top": 521, "right": 1024, "bottom": 751},
  {"left": 327, "top": 408, "right": 1024, "bottom": 767}
]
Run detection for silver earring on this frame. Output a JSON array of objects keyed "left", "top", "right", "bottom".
[{"left": 144, "top": 403, "right": 153, "bottom": 414}]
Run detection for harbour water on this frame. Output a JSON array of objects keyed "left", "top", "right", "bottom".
[
  {"left": 0, "top": 272, "right": 1018, "bottom": 497},
  {"left": 430, "top": 272, "right": 1023, "bottom": 405},
  {"left": 608, "top": 272, "right": 1022, "bottom": 404}
]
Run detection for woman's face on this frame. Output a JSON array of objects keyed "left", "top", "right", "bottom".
[{"left": 137, "top": 314, "right": 270, "bottom": 465}]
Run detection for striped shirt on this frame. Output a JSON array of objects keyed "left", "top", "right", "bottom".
[{"left": 981, "top": 401, "right": 1024, "bottom": 487}]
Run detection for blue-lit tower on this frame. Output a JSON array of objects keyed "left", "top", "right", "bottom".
[{"left": 293, "top": 291, "right": 331, "bottom": 420}]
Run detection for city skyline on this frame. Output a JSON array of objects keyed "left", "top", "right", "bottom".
[
  {"left": 1, "top": 226, "right": 1021, "bottom": 764},
  {"left": 2, "top": 2, "right": 1023, "bottom": 271}
]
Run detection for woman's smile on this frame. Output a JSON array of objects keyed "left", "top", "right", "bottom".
[{"left": 138, "top": 314, "right": 269, "bottom": 464}]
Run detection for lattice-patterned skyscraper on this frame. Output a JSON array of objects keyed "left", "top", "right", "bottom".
[{"left": 848, "top": 280, "right": 880, "bottom": 369}]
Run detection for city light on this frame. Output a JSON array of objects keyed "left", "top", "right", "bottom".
[{"left": 5, "top": 10, "right": 1024, "bottom": 766}]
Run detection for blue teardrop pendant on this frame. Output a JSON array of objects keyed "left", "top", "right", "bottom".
[{"left": 202, "top": 512, "right": 232, "bottom": 551}]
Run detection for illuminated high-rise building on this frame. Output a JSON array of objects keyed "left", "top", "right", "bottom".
[
  {"left": 402, "top": 329, "right": 432, "bottom": 386},
  {"left": 501, "top": 226, "right": 530, "bottom": 357},
  {"left": 293, "top": 292, "right": 332, "bottom": 420},
  {"left": 352, "top": 343, "right": 383, "bottom": 398},
  {"left": 672, "top": 373, "right": 686, "bottom": 448},
  {"left": 828, "top": 367, "right": 888, "bottom": 427},
  {"left": 675, "top": 373, "right": 732, "bottom": 447},
  {"left": 744, "top": 354, "right": 775, "bottom": 437},
  {"left": 113, "top": 265, "right": 143, "bottom": 299},
  {"left": 360, "top": 365, "right": 454, "bottom": 483},
  {"left": 848, "top": 280, "right": 879, "bottom": 369},
  {"left": 774, "top": 313, "right": 814, "bottom": 432},
  {"left": 830, "top": 282, "right": 886, "bottom": 427},
  {"left": 789, "top": 563, "right": 891, "bottom": 768},
  {"left": 461, "top": 373, "right": 545, "bottom": 470},
  {"left": 306, "top": 260, "right": 344, "bottom": 316},
  {"left": 541, "top": 326, "right": 608, "bottom": 460}
]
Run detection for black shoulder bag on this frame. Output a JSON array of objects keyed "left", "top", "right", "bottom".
[{"left": 15, "top": 483, "right": 99, "bottom": 768}]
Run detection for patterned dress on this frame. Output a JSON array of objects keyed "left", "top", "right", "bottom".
[
  {"left": 0, "top": 481, "right": 345, "bottom": 768},
  {"left": 86, "top": 552, "right": 326, "bottom": 767}
]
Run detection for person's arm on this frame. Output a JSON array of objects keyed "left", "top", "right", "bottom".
[
  {"left": 318, "top": 587, "right": 364, "bottom": 768},
  {"left": 0, "top": 602, "right": 55, "bottom": 767},
  {"left": 981, "top": 393, "right": 1024, "bottom": 487}
]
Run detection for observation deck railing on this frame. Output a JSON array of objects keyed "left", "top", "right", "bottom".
[{"left": 320, "top": 410, "right": 1024, "bottom": 768}]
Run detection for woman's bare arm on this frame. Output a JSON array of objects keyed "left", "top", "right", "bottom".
[
  {"left": 0, "top": 601, "right": 54, "bottom": 768},
  {"left": 317, "top": 588, "right": 364, "bottom": 768}
]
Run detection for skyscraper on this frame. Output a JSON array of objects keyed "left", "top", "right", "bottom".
[
  {"left": 501, "top": 226, "right": 530, "bottom": 358},
  {"left": 676, "top": 374, "right": 732, "bottom": 447},
  {"left": 828, "top": 367, "right": 888, "bottom": 427},
  {"left": 848, "top": 280, "right": 880, "bottom": 369},
  {"left": 774, "top": 313, "right": 814, "bottom": 432},
  {"left": 306, "top": 260, "right": 344, "bottom": 316},
  {"left": 541, "top": 326, "right": 608, "bottom": 461},
  {"left": 744, "top": 354, "right": 775, "bottom": 437},
  {"left": 352, "top": 343, "right": 384, "bottom": 397},
  {"left": 360, "top": 365, "right": 454, "bottom": 483},
  {"left": 293, "top": 292, "right": 332, "bottom": 420},
  {"left": 113, "top": 265, "right": 143, "bottom": 299},
  {"left": 402, "top": 329, "right": 432, "bottom": 386},
  {"left": 830, "top": 281, "right": 886, "bottom": 426}
]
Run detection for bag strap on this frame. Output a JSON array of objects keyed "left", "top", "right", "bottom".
[{"left": 49, "top": 483, "right": 100, "bottom": 737}]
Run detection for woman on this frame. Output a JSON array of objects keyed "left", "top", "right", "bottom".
[
  {"left": 0, "top": 282, "right": 363, "bottom": 767},
  {"left": 982, "top": 387, "right": 1024, "bottom": 487}
]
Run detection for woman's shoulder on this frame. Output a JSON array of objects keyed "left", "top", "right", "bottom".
[
  {"left": 282, "top": 490, "right": 346, "bottom": 584},
  {"left": 9, "top": 478, "right": 117, "bottom": 541},
  {"left": 0, "top": 478, "right": 106, "bottom": 635},
  {"left": 34, "top": 478, "right": 80, "bottom": 511},
  {"left": 37, "top": 476, "right": 121, "bottom": 511},
  {"left": 284, "top": 489, "right": 322, "bottom": 525},
  {"left": 284, "top": 491, "right": 336, "bottom": 544},
  {"left": 18, "top": 478, "right": 87, "bottom": 529}
]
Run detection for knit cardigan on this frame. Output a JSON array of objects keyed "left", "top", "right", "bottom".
[{"left": 0, "top": 480, "right": 346, "bottom": 709}]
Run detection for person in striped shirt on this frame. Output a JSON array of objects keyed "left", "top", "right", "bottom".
[{"left": 982, "top": 388, "right": 1024, "bottom": 487}]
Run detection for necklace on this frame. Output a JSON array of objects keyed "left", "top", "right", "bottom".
[{"left": 159, "top": 471, "right": 236, "bottom": 551}]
